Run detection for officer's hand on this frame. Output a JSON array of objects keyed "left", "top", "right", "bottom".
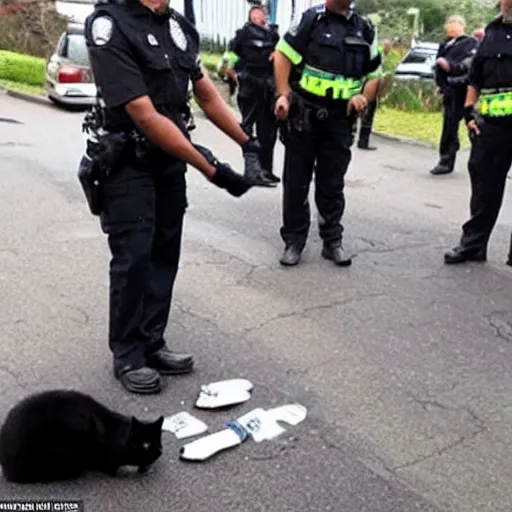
[
  {"left": 467, "top": 119, "right": 480, "bottom": 137},
  {"left": 275, "top": 95, "right": 290, "bottom": 120},
  {"left": 436, "top": 57, "right": 450, "bottom": 72},
  {"left": 211, "top": 162, "right": 252, "bottom": 197},
  {"left": 347, "top": 94, "right": 368, "bottom": 116}
]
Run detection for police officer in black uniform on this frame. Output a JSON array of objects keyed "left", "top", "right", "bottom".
[
  {"left": 227, "top": 4, "right": 280, "bottom": 185},
  {"left": 444, "top": 0, "right": 512, "bottom": 264},
  {"left": 430, "top": 15, "right": 479, "bottom": 175},
  {"left": 273, "top": 0, "right": 381, "bottom": 267},
  {"left": 82, "top": 0, "right": 267, "bottom": 394}
]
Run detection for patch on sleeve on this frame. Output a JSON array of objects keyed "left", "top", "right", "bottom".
[
  {"left": 91, "top": 16, "right": 114, "bottom": 46},
  {"left": 169, "top": 18, "right": 188, "bottom": 51}
]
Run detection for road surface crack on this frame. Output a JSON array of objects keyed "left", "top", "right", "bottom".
[
  {"left": 242, "top": 292, "right": 386, "bottom": 335},
  {"left": 392, "top": 395, "right": 487, "bottom": 472},
  {"left": 486, "top": 311, "right": 512, "bottom": 343}
]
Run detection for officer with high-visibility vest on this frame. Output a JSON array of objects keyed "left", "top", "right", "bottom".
[
  {"left": 444, "top": 0, "right": 512, "bottom": 265},
  {"left": 273, "top": 0, "right": 382, "bottom": 267}
]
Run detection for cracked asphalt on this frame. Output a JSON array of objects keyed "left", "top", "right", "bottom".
[{"left": 1, "top": 90, "right": 512, "bottom": 511}]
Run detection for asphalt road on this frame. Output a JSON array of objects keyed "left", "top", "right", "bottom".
[{"left": 1, "top": 91, "right": 512, "bottom": 512}]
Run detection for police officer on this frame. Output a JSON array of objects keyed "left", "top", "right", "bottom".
[
  {"left": 444, "top": 0, "right": 512, "bottom": 264},
  {"left": 273, "top": 0, "right": 381, "bottom": 266},
  {"left": 430, "top": 15, "right": 479, "bottom": 175},
  {"left": 226, "top": 5, "right": 280, "bottom": 185},
  {"left": 83, "top": 0, "right": 266, "bottom": 393}
]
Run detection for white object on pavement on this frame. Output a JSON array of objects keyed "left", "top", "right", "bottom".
[
  {"left": 235, "top": 407, "right": 286, "bottom": 443},
  {"left": 266, "top": 403, "right": 308, "bottom": 427},
  {"left": 180, "top": 420, "right": 249, "bottom": 461},
  {"left": 162, "top": 412, "right": 208, "bottom": 439},
  {"left": 195, "top": 379, "right": 254, "bottom": 409}
]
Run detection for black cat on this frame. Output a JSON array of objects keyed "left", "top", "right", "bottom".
[{"left": 0, "top": 389, "right": 164, "bottom": 483}]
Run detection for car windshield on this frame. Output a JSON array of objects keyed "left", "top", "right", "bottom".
[
  {"left": 65, "top": 33, "right": 89, "bottom": 67},
  {"left": 402, "top": 50, "right": 436, "bottom": 64}
]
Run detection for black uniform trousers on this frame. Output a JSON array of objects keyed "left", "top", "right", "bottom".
[
  {"left": 358, "top": 98, "right": 377, "bottom": 145},
  {"left": 237, "top": 74, "right": 278, "bottom": 173},
  {"left": 281, "top": 111, "right": 355, "bottom": 249},
  {"left": 439, "top": 86, "right": 466, "bottom": 170},
  {"left": 459, "top": 118, "right": 512, "bottom": 254},
  {"left": 99, "top": 150, "right": 187, "bottom": 371}
]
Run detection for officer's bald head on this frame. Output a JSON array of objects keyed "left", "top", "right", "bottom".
[
  {"left": 325, "top": 0, "right": 353, "bottom": 14},
  {"left": 249, "top": 6, "right": 267, "bottom": 27},
  {"left": 501, "top": 0, "right": 512, "bottom": 13}
]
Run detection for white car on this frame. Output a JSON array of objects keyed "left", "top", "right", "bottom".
[
  {"left": 394, "top": 42, "right": 440, "bottom": 81},
  {"left": 45, "top": 23, "right": 97, "bottom": 108}
]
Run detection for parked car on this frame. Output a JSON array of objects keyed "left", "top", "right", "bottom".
[
  {"left": 45, "top": 22, "right": 96, "bottom": 108},
  {"left": 394, "top": 42, "right": 440, "bottom": 80}
]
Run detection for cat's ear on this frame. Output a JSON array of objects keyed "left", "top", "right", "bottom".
[{"left": 154, "top": 416, "right": 164, "bottom": 430}]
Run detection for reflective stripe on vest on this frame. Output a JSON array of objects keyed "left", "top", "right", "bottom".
[
  {"left": 479, "top": 91, "right": 512, "bottom": 117},
  {"left": 298, "top": 65, "right": 362, "bottom": 100}
]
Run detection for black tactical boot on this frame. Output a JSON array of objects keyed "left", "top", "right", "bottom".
[
  {"left": 280, "top": 245, "right": 302, "bottom": 266},
  {"left": 146, "top": 347, "right": 194, "bottom": 375},
  {"left": 321, "top": 244, "right": 352, "bottom": 266},
  {"left": 357, "top": 136, "right": 377, "bottom": 150},
  {"left": 430, "top": 163, "right": 453, "bottom": 175},
  {"left": 444, "top": 246, "right": 487, "bottom": 264},
  {"left": 114, "top": 365, "right": 162, "bottom": 394},
  {"left": 262, "top": 170, "right": 281, "bottom": 183}
]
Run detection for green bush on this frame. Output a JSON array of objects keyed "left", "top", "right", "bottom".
[
  {"left": 380, "top": 77, "right": 442, "bottom": 112},
  {"left": 0, "top": 51, "right": 45, "bottom": 86},
  {"left": 200, "top": 52, "right": 222, "bottom": 75}
]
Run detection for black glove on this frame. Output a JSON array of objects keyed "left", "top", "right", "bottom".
[
  {"left": 241, "top": 137, "right": 275, "bottom": 187},
  {"left": 194, "top": 144, "right": 251, "bottom": 197},
  {"left": 211, "top": 162, "right": 252, "bottom": 197},
  {"left": 463, "top": 105, "right": 476, "bottom": 126}
]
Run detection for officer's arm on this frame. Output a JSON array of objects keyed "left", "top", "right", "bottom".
[
  {"left": 361, "top": 28, "right": 382, "bottom": 102},
  {"left": 465, "top": 45, "right": 484, "bottom": 107},
  {"left": 447, "top": 40, "right": 479, "bottom": 76},
  {"left": 86, "top": 16, "right": 216, "bottom": 179},
  {"left": 273, "top": 12, "right": 312, "bottom": 97},
  {"left": 192, "top": 67, "right": 250, "bottom": 146},
  {"left": 125, "top": 97, "right": 217, "bottom": 177}
]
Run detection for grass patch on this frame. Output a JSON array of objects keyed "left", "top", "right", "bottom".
[
  {"left": 0, "top": 78, "right": 45, "bottom": 96},
  {"left": 374, "top": 106, "right": 470, "bottom": 149},
  {"left": 0, "top": 50, "right": 45, "bottom": 86}
]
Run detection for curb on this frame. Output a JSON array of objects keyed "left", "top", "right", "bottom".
[
  {"left": 371, "top": 130, "right": 434, "bottom": 149},
  {"left": 2, "top": 88, "right": 51, "bottom": 107}
]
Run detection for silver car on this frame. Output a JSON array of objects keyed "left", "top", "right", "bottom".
[
  {"left": 45, "top": 23, "right": 97, "bottom": 107},
  {"left": 394, "top": 42, "right": 440, "bottom": 80}
]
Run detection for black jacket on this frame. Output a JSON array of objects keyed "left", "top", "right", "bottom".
[{"left": 435, "top": 35, "right": 479, "bottom": 91}]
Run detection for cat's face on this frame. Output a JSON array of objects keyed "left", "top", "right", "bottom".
[{"left": 127, "top": 416, "right": 164, "bottom": 471}]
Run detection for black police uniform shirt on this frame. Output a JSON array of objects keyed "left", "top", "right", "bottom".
[
  {"left": 275, "top": 4, "right": 381, "bottom": 107},
  {"left": 469, "top": 14, "right": 512, "bottom": 123},
  {"left": 84, "top": 0, "right": 203, "bottom": 132},
  {"left": 435, "top": 35, "right": 479, "bottom": 91},
  {"left": 229, "top": 22, "right": 279, "bottom": 77}
]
